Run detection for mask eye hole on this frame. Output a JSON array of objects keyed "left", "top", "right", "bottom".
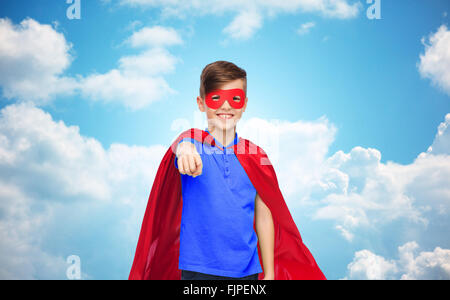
[
  {"left": 212, "top": 95, "right": 220, "bottom": 101},
  {"left": 233, "top": 96, "right": 241, "bottom": 102}
]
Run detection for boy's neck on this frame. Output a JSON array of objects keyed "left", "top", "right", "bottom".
[{"left": 207, "top": 125, "right": 236, "bottom": 148}]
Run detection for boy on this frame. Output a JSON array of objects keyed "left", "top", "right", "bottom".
[
  {"left": 129, "top": 61, "right": 326, "bottom": 280},
  {"left": 175, "top": 61, "right": 273, "bottom": 280}
]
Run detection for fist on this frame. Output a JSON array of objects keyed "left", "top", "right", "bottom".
[{"left": 176, "top": 141, "right": 203, "bottom": 177}]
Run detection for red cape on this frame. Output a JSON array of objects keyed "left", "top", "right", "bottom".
[{"left": 129, "top": 128, "right": 326, "bottom": 280}]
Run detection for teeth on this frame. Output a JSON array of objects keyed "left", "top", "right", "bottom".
[{"left": 217, "top": 114, "right": 233, "bottom": 119}]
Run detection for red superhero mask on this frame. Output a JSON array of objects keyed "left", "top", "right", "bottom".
[{"left": 205, "top": 88, "right": 246, "bottom": 110}]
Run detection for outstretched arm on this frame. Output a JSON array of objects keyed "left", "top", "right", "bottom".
[{"left": 255, "top": 193, "right": 275, "bottom": 280}]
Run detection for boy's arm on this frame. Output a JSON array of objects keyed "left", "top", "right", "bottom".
[
  {"left": 255, "top": 192, "right": 275, "bottom": 280},
  {"left": 174, "top": 138, "right": 194, "bottom": 169}
]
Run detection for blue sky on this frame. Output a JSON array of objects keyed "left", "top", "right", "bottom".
[{"left": 0, "top": 0, "right": 449, "bottom": 279}]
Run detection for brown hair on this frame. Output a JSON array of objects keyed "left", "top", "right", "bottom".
[{"left": 199, "top": 61, "right": 247, "bottom": 99}]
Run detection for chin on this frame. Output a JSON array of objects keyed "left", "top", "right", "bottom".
[{"left": 210, "top": 117, "right": 237, "bottom": 131}]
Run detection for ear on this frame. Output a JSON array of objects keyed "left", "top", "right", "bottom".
[
  {"left": 197, "top": 96, "right": 206, "bottom": 112},
  {"left": 243, "top": 97, "right": 248, "bottom": 112}
]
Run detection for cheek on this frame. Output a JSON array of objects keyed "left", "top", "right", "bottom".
[{"left": 206, "top": 108, "right": 216, "bottom": 118}]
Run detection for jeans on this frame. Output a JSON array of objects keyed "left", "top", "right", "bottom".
[{"left": 181, "top": 270, "right": 259, "bottom": 280}]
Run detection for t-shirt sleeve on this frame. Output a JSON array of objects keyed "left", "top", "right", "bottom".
[{"left": 174, "top": 138, "right": 196, "bottom": 169}]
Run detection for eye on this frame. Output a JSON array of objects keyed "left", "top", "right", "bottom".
[
  {"left": 233, "top": 96, "right": 241, "bottom": 102},
  {"left": 212, "top": 95, "right": 220, "bottom": 101}
]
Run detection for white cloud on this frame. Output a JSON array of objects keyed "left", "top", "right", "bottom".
[
  {"left": 418, "top": 25, "right": 450, "bottom": 96},
  {"left": 0, "top": 181, "right": 67, "bottom": 279},
  {"left": 237, "top": 115, "right": 337, "bottom": 203},
  {"left": 223, "top": 10, "right": 263, "bottom": 40},
  {"left": 335, "top": 225, "right": 354, "bottom": 241},
  {"left": 0, "top": 18, "right": 182, "bottom": 110},
  {"left": 426, "top": 113, "right": 450, "bottom": 155},
  {"left": 79, "top": 25, "right": 182, "bottom": 110},
  {"left": 309, "top": 117, "right": 450, "bottom": 241},
  {"left": 80, "top": 68, "right": 176, "bottom": 111},
  {"left": 345, "top": 241, "right": 450, "bottom": 280},
  {"left": 297, "top": 22, "right": 316, "bottom": 35},
  {"left": 0, "top": 17, "right": 77, "bottom": 103},
  {"left": 346, "top": 249, "right": 398, "bottom": 279},
  {"left": 117, "top": 0, "right": 361, "bottom": 40},
  {"left": 314, "top": 146, "right": 429, "bottom": 231},
  {"left": 0, "top": 102, "right": 167, "bottom": 278},
  {"left": 314, "top": 150, "right": 449, "bottom": 241},
  {"left": 236, "top": 111, "right": 450, "bottom": 248},
  {"left": 126, "top": 25, "right": 183, "bottom": 48},
  {"left": 125, "top": 20, "right": 143, "bottom": 32},
  {"left": 118, "top": 47, "right": 179, "bottom": 77}
]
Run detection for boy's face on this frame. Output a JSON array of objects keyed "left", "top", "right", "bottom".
[{"left": 197, "top": 79, "right": 247, "bottom": 132}]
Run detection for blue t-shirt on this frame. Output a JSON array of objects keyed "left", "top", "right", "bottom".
[{"left": 174, "top": 128, "right": 262, "bottom": 277}]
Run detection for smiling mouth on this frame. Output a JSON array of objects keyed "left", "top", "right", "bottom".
[{"left": 216, "top": 113, "right": 234, "bottom": 120}]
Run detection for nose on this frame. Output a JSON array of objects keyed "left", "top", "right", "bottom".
[{"left": 220, "top": 97, "right": 232, "bottom": 110}]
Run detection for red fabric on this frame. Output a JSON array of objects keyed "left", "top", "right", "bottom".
[
  {"left": 129, "top": 128, "right": 326, "bottom": 280},
  {"left": 205, "top": 88, "right": 246, "bottom": 109}
]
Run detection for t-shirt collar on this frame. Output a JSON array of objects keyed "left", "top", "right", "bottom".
[{"left": 205, "top": 127, "right": 239, "bottom": 149}]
